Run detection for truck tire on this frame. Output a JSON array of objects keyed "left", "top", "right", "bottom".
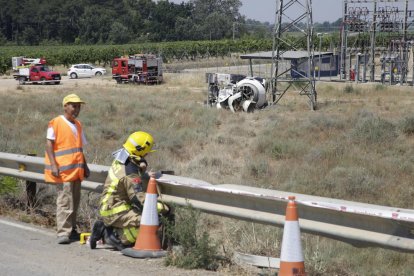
[
  {"left": 19, "top": 77, "right": 26, "bottom": 85},
  {"left": 40, "top": 77, "right": 47, "bottom": 85},
  {"left": 54, "top": 81, "right": 60, "bottom": 85},
  {"left": 95, "top": 72, "right": 102, "bottom": 77},
  {"left": 70, "top": 72, "right": 78, "bottom": 79}
]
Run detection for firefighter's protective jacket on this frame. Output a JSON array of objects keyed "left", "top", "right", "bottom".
[{"left": 99, "top": 158, "right": 149, "bottom": 218}]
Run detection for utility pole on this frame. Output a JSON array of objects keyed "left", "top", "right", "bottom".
[
  {"left": 370, "top": 0, "right": 377, "bottom": 82},
  {"left": 401, "top": 0, "right": 408, "bottom": 85},
  {"left": 340, "top": 0, "right": 348, "bottom": 80},
  {"left": 317, "top": 33, "right": 324, "bottom": 81},
  {"left": 232, "top": 22, "right": 235, "bottom": 41}
]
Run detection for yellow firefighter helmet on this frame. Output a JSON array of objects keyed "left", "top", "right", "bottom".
[{"left": 123, "top": 131, "right": 156, "bottom": 157}]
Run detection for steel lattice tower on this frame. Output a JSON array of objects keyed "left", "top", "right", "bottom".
[{"left": 270, "top": 0, "right": 317, "bottom": 110}]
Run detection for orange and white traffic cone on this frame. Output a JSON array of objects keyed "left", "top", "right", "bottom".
[
  {"left": 279, "top": 196, "right": 306, "bottom": 276},
  {"left": 122, "top": 177, "right": 167, "bottom": 258}
]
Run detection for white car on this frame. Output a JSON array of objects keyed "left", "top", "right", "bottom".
[{"left": 68, "top": 64, "right": 106, "bottom": 79}]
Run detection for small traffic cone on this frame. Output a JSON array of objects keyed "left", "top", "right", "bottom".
[
  {"left": 279, "top": 196, "right": 306, "bottom": 276},
  {"left": 122, "top": 177, "right": 167, "bottom": 258}
]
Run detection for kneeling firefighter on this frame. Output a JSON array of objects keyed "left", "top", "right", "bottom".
[{"left": 89, "top": 131, "right": 171, "bottom": 250}]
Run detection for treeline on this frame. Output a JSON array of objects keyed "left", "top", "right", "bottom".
[
  {"left": 0, "top": 0, "right": 247, "bottom": 45},
  {"left": 0, "top": 0, "right": 345, "bottom": 46},
  {"left": 0, "top": 39, "right": 273, "bottom": 73}
]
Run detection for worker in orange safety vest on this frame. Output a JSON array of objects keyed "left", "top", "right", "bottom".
[{"left": 45, "top": 93, "right": 90, "bottom": 244}]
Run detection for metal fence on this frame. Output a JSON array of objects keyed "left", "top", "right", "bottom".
[{"left": 1, "top": 152, "right": 414, "bottom": 253}]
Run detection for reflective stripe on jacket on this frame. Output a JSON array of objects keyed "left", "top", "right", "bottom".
[
  {"left": 44, "top": 116, "right": 85, "bottom": 183},
  {"left": 100, "top": 160, "right": 132, "bottom": 217}
]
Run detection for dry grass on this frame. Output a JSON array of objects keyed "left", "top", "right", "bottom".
[{"left": 1, "top": 73, "right": 414, "bottom": 274}]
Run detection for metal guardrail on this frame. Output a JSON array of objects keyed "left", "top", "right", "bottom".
[{"left": 1, "top": 152, "right": 414, "bottom": 253}]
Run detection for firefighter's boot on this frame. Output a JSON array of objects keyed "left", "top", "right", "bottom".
[
  {"left": 89, "top": 220, "right": 106, "bottom": 249},
  {"left": 104, "top": 226, "right": 125, "bottom": 251}
]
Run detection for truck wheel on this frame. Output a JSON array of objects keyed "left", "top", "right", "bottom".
[
  {"left": 54, "top": 81, "right": 60, "bottom": 85},
  {"left": 19, "top": 77, "right": 26, "bottom": 85},
  {"left": 115, "top": 78, "right": 122, "bottom": 84},
  {"left": 40, "top": 77, "right": 47, "bottom": 85},
  {"left": 70, "top": 73, "right": 78, "bottom": 79},
  {"left": 95, "top": 72, "right": 102, "bottom": 77}
]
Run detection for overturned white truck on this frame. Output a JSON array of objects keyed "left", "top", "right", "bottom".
[{"left": 206, "top": 73, "right": 267, "bottom": 112}]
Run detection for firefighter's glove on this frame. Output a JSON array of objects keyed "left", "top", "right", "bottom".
[
  {"left": 157, "top": 201, "right": 170, "bottom": 215},
  {"left": 131, "top": 195, "right": 143, "bottom": 213},
  {"left": 130, "top": 156, "right": 148, "bottom": 171},
  {"left": 138, "top": 158, "right": 148, "bottom": 171}
]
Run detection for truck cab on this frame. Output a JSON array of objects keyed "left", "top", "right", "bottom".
[
  {"left": 112, "top": 58, "right": 129, "bottom": 82},
  {"left": 29, "top": 65, "right": 61, "bottom": 82}
]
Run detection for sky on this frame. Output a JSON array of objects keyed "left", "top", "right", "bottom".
[
  {"left": 239, "top": 0, "right": 342, "bottom": 23},
  {"left": 168, "top": 0, "right": 343, "bottom": 23}
]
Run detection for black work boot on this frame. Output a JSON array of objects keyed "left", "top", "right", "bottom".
[
  {"left": 89, "top": 220, "right": 106, "bottom": 249},
  {"left": 104, "top": 226, "right": 125, "bottom": 251},
  {"left": 69, "top": 228, "right": 81, "bottom": 242}
]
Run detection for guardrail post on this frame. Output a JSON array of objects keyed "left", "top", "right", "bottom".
[{"left": 26, "top": 153, "right": 37, "bottom": 208}]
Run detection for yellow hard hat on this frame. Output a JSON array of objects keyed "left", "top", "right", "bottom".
[
  {"left": 62, "top": 94, "right": 85, "bottom": 106},
  {"left": 123, "top": 131, "right": 156, "bottom": 157}
]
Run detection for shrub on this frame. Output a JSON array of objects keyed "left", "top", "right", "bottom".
[
  {"left": 270, "top": 143, "right": 287, "bottom": 159},
  {"left": 399, "top": 116, "right": 414, "bottom": 136},
  {"left": 256, "top": 132, "right": 305, "bottom": 161},
  {"left": 305, "top": 140, "right": 345, "bottom": 163},
  {"left": 374, "top": 84, "right": 387, "bottom": 91},
  {"left": 164, "top": 206, "right": 219, "bottom": 271},
  {"left": 351, "top": 116, "right": 397, "bottom": 145},
  {"left": 244, "top": 158, "right": 270, "bottom": 180},
  {"left": 0, "top": 176, "right": 19, "bottom": 195},
  {"left": 322, "top": 166, "right": 383, "bottom": 200},
  {"left": 343, "top": 85, "right": 354, "bottom": 94}
]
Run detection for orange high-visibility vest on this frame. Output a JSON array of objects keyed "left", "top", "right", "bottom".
[{"left": 44, "top": 116, "right": 85, "bottom": 183}]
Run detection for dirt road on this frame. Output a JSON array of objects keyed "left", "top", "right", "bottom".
[{"left": 0, "top": 76, "right": 118, "bottom": 95}]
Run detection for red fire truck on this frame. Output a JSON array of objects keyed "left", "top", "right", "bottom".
[
  {"left": 112, "top": 54, "right": 163, "bottom": 84},
  {"left": 12, "top": 57, "right": 61, "bottom": 85}
]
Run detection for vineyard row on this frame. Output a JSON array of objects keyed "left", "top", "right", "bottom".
[{"left": 0, "top": 39, "right": 274, "bottom": 74}]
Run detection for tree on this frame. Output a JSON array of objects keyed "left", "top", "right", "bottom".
[
  {"left": 189, "top": 0, "right": 242, "bottom": 40},
  {"left": 56, "top": 1, "right": 85, "bottom": 43},
  {"left": 0, "top": 31, "right": 7, "bottom": 45},
  {"left": 175, "top": 17, "right": 194, "bottom": 41},
  {"left": 78, "top": 6, "right": 114, "bottom": 43},
  {"left": 0, "top": 0, "right": 244, "bottom": 44},
  {"left": 241, "top": 19, "right": 272, "bottom": 40},
  {"left": 22, "top": 27, "right": 39, "bottom": 45},
  {"left": 108, "top": 22, "right": 131, "bottom": 44}
]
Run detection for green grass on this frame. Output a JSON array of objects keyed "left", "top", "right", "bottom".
[
  {"left": 1, "top": 74, "right": 414, "bottom": 274},
  {"left": 0, "top": 176, "right": 19, "bottom": 195},
  {"left": 164, "top": 206, "right": 219, "bottom": 271}
]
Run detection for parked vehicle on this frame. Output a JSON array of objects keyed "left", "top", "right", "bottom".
[
  {"left": 112, "top": 54, "right": 163, "bottom": 84},
  {"left": 12, "top": 57, "right": 61, "bottom": 85},
  {"left": 68, "top": 64, "right": 106, "bottom": 79}
]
